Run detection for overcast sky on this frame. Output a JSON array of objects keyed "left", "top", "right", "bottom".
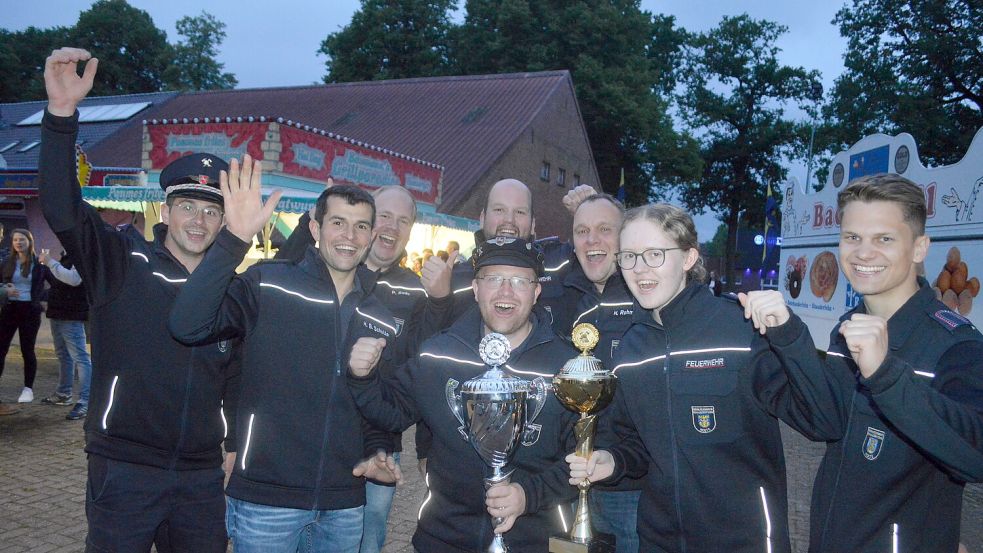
[{"left": 5, "top": 0, "right": 850, "bottom": 238}]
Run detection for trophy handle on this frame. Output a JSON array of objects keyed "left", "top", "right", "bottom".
[
  {"left": 445, "top": 378, "right": 465, "bottom": 428},
  {"left": 526, "top": 376, "right": 548, "bottom": 425}
]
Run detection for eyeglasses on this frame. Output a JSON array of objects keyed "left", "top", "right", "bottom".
[
  {"left": 475, "top": 275, "right": 537, "bottom": 291},
  {"left": 615, "top": 248, "right": 683, "bottom": 270},
  {"left": 173, "top": 201, "right": 223, "bottom": 223}
]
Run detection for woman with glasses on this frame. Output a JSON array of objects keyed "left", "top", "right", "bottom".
[{"left": 568, "top": 203, "right": 840, "bottom": 553}]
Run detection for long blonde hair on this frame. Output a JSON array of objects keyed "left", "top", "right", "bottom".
[{"left": 622, "top": 204, "right": 707, "bottom": 283}]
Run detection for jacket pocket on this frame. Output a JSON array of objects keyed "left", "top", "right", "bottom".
[{"left": 669, "top": 370, "right": 745, "bottom": 444}]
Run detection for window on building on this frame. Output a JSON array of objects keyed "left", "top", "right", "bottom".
[
  {"left": 574, "top": 173, "right": 581, "bottom": 187},
  {"left": 0, "top": 141, "right": 19, "bottom": 153},
  {"left": 540, "top": 162, "right": 550, "bottom": 182},
  {"left": 557, "top": 168, "right": 566, "bottom": 187},
  {"left": 17, "top": 141, "right": 40, "bottom": 152}
]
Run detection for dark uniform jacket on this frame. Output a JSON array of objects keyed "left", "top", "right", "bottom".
[
  {"left": 43, "top": 252, "right": 88, "bottom": 321},
  {"left": 39, "top": 110, "right": 240, "bottom": 471},
  {"left": 809, "top": 281, "right": 983, "bottom": 553},
  {"left": 168, "top": 230, "right": 395, "bottom": 510},
  {"left": 603, "top": 283, "right": 842, "bottom": 553},
  {"left": 348, "top": 307, "right": 580, "bottom": 552}
]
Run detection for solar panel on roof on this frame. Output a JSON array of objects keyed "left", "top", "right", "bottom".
[
  {"left": 16, "top": 102, "right": 152, "bottom": 126},
  {"left": 17, "top": 141, "right": 40, "bottom": 152},
  {"left": 0, "top": 141, "right": 19, "bottom": 153}
]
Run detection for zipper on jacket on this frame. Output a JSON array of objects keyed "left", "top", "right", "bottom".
[
  {"left": 170, "top": 347, "right": 197, "bottom": 470},
  {"left": 311, "top": 307, "right": 342, "bottom": 508},
  {"left": 101, "top": 375, "right": 120, "bottom": 430},
  {"left": 662, "top": 330, "right": 687, "bottom": 553},
  {"left": 817, "top": 389, "right": 858, "bottom": 550}
]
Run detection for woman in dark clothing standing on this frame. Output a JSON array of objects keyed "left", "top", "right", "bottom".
[{"left": 0, "top": 229, "right": 50, "bottom": 403}]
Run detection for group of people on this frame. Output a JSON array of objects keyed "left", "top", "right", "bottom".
[
  {"left": 0, "top": 223, "right": 93, "bottom": 420},
  {"left": 28, "top": 45, "right": 981, "bottom": 553},
  {"left": 405, "top": 243, "right": 467, "bottom": 275}
]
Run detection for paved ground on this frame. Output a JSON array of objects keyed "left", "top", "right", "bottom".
[{"left": 1, "top": 326, "right": 980, "bottom": 552}]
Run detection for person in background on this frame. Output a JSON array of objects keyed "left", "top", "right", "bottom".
[
  {"left": 446, "top": 240, "right": 466, "bottom": 265},
  {"left": 708, "top": 270, "right": 722, "bottom": 297},
  {"left": 38, "top": 249, "right": 92, "bottom": 420},
  {"left": 0, "top": 229, "right": 50, "bottom": 404}
]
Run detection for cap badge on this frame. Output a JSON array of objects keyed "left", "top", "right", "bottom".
[
  {"left": 201, "top": 158, "right": 213, "bottom": 167},
  {"left": 198, "top": 175, "right": 210, "bottom": 185}
]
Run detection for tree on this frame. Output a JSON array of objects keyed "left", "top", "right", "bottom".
[
  {"left": 164, "top": 11, "right": 237, "bottom": 91},
  {"left": 821, "top": 0, "right": 983, "bottom": 167},
  {"left": 450, "top": 0, "right": 700, "bottom": 205},
  {"left": 0, "top": 26, "right": 72, "bottom": 102},
  {"left": 701, "top": 223, "right": 728, "bottom": 258},
  {"left": 677, "top": 15, "right": 821, "bottom": 292},
  {"left": 320, "top": 0, "right": 455, "bottom": 83},
  {"left": 69, "top": 0, "right": 174, "bottom": 96}
]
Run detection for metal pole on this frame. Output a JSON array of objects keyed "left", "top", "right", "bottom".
[{"left": 805, "top": 123, "right": 816, "bottom": 191}]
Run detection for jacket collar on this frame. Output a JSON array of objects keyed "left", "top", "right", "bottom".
[
  {"left": 297, "top": 245, "right": 378, "bottom": 299},
  {"left": 448, "top": 303, "right": 554, "bottom": 359},
  {"left": 629, "top": 281, "right": 708, "bottom": 328},
  {"left": 839, "top": 277, "right": 933, "bottom": 351}
]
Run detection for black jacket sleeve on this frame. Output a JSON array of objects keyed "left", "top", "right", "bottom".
[
  {"left": 222, "top": 343, "right": 243, "bottom": 453},
  {"left": 754, "top": 314, "right": 850, "bottom": 441},
  {"left": 861, "top": 339, "right": 983, "bottom": 482},
  {"left": 347, "top": 358, "right": 422, "bottom": 434},
  {"left": 39, "top": 110, "right": 130, "bottom": 306},
  {"left": 167, "top": 229, "right": 259, "bottom": 345}
]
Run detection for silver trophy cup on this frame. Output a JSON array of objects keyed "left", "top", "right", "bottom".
[{"left": 446, "top": 333, "right": 547, "bottom": 553}]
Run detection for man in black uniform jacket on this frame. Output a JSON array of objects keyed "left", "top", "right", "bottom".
[
  {"left": 168, "top": 160, "right": 401, "bottom": 552},
  {"left": 40, "top": 47, "right": 240, "bottom": 552},
  {"left": 745, "top": 174, "right": 983, "bottom": 552},
  {"left": 347, "top": 237, "right": 580, "bottom": 552}
]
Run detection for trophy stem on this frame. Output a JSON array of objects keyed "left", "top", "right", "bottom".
[
  {"left": 484, "top": 469, "right": 514, "bottom": 553},
  {"left": 571, "top": 412, "right": 597, "bottom": 543}
]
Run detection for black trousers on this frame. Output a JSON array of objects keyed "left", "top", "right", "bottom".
[
  {"left": 0, "top": 301, "right": 42, "bottom": 388},
  {"left": 85, "top": 455, "right": 227, "bottom": 553}
]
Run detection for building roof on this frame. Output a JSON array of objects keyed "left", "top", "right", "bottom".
[
  {"left": 0, "top": 91, "right": 177, "bottom": 167},
  {"left": 86, "top": 71, "right": 575, "bottom": 213}
]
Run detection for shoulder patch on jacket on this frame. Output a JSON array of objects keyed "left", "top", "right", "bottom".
[{"left": 930, "top": 309, "right": 973, "bottom": 332}]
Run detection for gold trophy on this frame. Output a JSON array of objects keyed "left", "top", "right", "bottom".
[{"left": 549, "top": 323, "right": 618, "bottom": 553}]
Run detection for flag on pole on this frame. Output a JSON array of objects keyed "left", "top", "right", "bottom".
[
  {"left": 763, "top": 182, "right": 778, "bottom": 262},
  {"left": 616, "top": 168, "right": 626, "bottom": 202}
]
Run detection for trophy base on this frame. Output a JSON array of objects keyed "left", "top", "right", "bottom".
[{"left": 548, "top": 533, "right": 615, "bottom": 553}]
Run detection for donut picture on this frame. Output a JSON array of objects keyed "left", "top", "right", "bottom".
[
  {"left": 809, "top": 251, "right": 838, "bottom": 302},
  {"left": 785, "top": 255, "right": 808, "bottom": 299},
  {"left": 933, "top": 246, "right": 978, "bottom": 315}
]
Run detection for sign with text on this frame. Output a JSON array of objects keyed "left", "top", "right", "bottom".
[
  {"left": 279, "top": 125, "right": 441, "bottom": 204},
  {"left": 148, "top": 123, "right": 267, "bottom": 170}
]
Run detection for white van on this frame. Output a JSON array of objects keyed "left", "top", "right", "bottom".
[{"left": 780, "top": 129, "right": 983, "bottom": 348}]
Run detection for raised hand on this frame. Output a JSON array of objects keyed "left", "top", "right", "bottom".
[
  {"left": 838, "top": 313, "right": 889, "bottom": 378},
  {"left": 485, "top": 482, "right": 526, "bottom": 533},
  {"left": 562, "top": 184, "right": 598, "bottom": 214},
  {"left": 420, "top": 255, "right": 452, "bottom": 298},
  {"left": 738, "top": 290, "right": 791, "bottom": 335},
  {"left": 352, "top": 449, "right": 403, "bottom": 484},
  {"left": 566, "top": 450, "right": 615, "bottom": 486},
  {"left": 349, "top": 337, "right": 387, "bottom": 377},
  {"left": 44, "top": 48, "right": 98, "bottom": 117},
  {"left": 220, "top": 155, "right": 282, "bottom": 243}
]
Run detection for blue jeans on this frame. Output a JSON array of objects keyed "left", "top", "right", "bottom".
[
  {"left": 589, "top": 490, "right": 641, "bottom": 553},
  {"left": 226, "top": 496, "right": 363, "bottom": 553},
  {"left": 51, "top": 319, "right": 92, "bottom": 405},
  {"left": 360, "top": 452, "right": 399, "bottom": 553}
]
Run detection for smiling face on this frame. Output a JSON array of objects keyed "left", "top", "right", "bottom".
[
  {"left": 573, "top": 199, "right": 622, "bottom": 292},
  {"left": 310, "top": 195, "right": 375, "bottom": 277},
  {"left": 161, "top": 196, "right": 224, "bottom": 265},
  {"left": 479, "top": 179, "right": 535, "bottom": 240},
  {"left": 367, "top": 187, "right": 415, "bottom": 271},
  {"left": 619, "top": 218, "right": 698, "bottom": 315},
  {"left": 10, "top": 231, "right": 32, "bottom": 256},
  {"left": 473, "top": 264, "right": 541, "bottom": 346},
  {"left": 839, "top": 200, "right": 928, "bottom": 315}
]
